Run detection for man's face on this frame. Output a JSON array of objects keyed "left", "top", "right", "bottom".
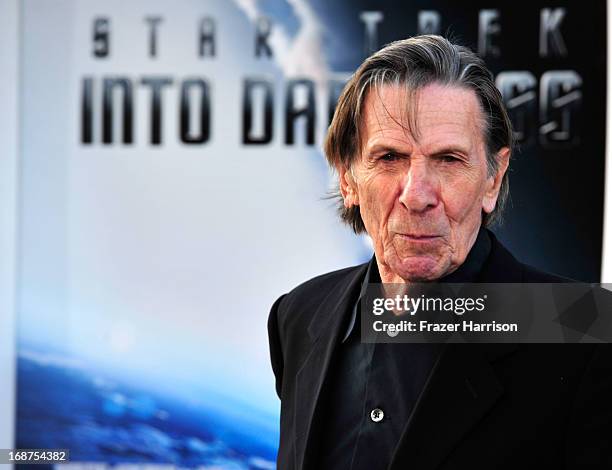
[{"left": 339, "top": 83, "right": 509, "bottom": 282}]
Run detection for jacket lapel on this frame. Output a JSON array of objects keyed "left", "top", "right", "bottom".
[
  {"left": 293, "top": 262, "right": 368, "bottom": 470},
  {"left": 388, "top": 343, "right": 517, "bottom": 469}
]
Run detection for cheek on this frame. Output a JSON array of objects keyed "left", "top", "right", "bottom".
[
  {"left": 441, "top": 174, "right": 487, "bottom": 222},
  {"left": 358, "top": 178, "right": 398, "bottom": 232}
]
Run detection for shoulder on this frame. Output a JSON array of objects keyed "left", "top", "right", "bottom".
[
  {"left": 275, "top": 261, "right": 368, "bottom": 316},
  {"left": 284, "top": 263, "right": 367, "bottom": 304},
  {"left": 485, "top": 230, "right": 576, "bottom": 283},
  {"left": 271, "top": 261, "right": 369, "bottom": 337},
  {"left": 520, "top": 263, "right": 575, "bottom": 283}
]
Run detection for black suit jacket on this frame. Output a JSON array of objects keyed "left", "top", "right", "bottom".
[{"left": 268, "top": 233, "right": 612, "bottom": 469}]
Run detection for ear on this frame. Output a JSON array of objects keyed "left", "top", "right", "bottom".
[
  {"left": 337, "top": 164, "right": 360, "bottom": 208},
  {"left": 482, "top": 147, "right": 510, "bottom": 214}
]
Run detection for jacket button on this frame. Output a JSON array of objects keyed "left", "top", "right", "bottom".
[{"left": 370, "top": 408, "right": 384, "bottom": 422}]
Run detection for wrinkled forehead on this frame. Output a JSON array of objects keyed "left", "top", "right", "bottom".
[{"left": 358, "top": 82, "right": 487, "bottom": 152}]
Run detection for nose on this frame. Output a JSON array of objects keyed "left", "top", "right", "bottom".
[{"left": 398, "top": 158, "right": 439, "bottom": 213}]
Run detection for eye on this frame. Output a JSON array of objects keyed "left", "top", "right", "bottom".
[
  {"left": 439, "top": 155, "right": 459, "bottom": 163},
  {"left": 380, "top": 152, "right": 400, "bottom": 162}
]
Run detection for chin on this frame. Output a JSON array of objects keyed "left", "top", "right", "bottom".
[{"left": 389, "top": 256, "right": 445, "bottom": 282}]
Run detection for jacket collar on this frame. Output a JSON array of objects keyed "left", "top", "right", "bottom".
[{"left": 305, "top": 262, "right": 369, "bottom": 341}]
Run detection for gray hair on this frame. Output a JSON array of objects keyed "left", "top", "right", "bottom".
[{"left": 324, "top": 34, "right": 513, "bottom": 233}]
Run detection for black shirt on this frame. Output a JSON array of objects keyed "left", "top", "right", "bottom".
[{"left": 315, "top": 227, "right": 492, "bottom": 470}]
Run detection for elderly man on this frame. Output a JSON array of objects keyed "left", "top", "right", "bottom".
[{"left": 268, "top": 36, "right": 611, "bottom": 470}]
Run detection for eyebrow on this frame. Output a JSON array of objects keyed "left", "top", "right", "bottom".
[
  {"left": 365, "top": 143, "right": 411, "bottom": 156},
  {"left": 429, "top": 146, "right": 470, "bottom": 158},
  {"left": 365, "top": 143, "right": 470, "bottom": 158}
]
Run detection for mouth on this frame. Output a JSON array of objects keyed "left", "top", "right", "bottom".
[{"left": 397, "top": 233, "right": 441, "bottom": 242}]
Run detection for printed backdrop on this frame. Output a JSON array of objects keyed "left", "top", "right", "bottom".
[{"left": 15, "top": 0, "right": 606, "bottom": 469}]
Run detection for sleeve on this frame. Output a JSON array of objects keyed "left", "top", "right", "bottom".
[
  {"left": 566, "top": 344, "right": 612, "bottom": 467},
  {"left": 268, "top": 294, "right": 286, "bottom": 399}
]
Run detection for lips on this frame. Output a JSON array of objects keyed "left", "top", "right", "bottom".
[{"left": 398, "top": 233, "right": 440, "bottom": 240}]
